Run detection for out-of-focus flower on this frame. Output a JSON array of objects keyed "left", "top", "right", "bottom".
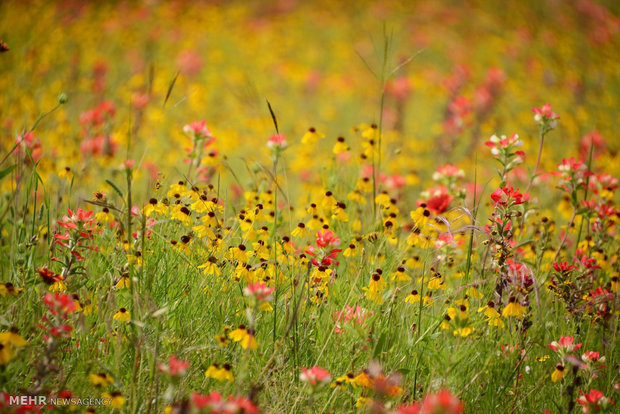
[
  {"left": 267, "top": 133, "right": 288, "bottom": 151},
  {"left": 300, "top": 366, "right": 332, "bottom": 386},
  {"left": 158, "top": 355, "right": 190, "bottom": 377}
]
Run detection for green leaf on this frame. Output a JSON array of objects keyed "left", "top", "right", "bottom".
[
  {"left": 373, "top": 332, "right": 388, "bottom": 358},
  {"left": 105, "top": 179, "right": 125, "bottom": 200},
  {"left": 0, "top": 164, "right": 16, "bottom": 180}
]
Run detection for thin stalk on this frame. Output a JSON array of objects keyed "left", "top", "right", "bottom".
[
  {"left": 464, "top": 156, "right": 478, "bottom": 282},
  {"left": 575, "top": 141, "right": 595, "bottom": 249}
]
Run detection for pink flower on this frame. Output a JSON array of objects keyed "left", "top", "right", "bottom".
[
  {"left": 549, "top": 336, "right": 582, "bottom": 353},
  {"left": 158, "top": 355, "right": 190, "bottom": 377},
  {"left": 384, "top": 174, "right": 407, "bottom": 191},
  {"left": 191, "top": 391, "right": 258, "bottom": 413},
  {"left": 124, "top": 159, "right": 135, "bottom": 169},
  {"left": 435, "top": 164, "right": 464, "bottom": 178},
  {"left": 417, "top": 389, "right": 464, "bottom": 414},
  {"left": 266, "top": 133, "right": 288, "bottom": 151},
  {"left": 579, "top": 131, "right": 605, "bottom": 161},
  {"left": 532, "top": 103, "right": 559, "bottom": 128},
  {"left": 386, "top": 76, "right": 412, "bottom": 102},
  {"left": 183, "top": 120, "right": 212, "bottom": 140},
  {"left": 244, "top": 282, "right": 275, "bottom": 302},
  {"left": 581, "top": 351, "right": 602, "bottom": 363},
  {"left": 177, "top": 50, "right": 203, "bottom": 76},
  {"left": 300, "top": 366, "right": 332, "bottom": 386},
  {"left": 333, "top": 305, "right": 372, "bottom": 334}
]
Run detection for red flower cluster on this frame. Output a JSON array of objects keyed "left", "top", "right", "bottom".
[
  {"left": 577, "top": 389, "right": 614, "bottom": 413},
  {"left": 490, "top": 186, "right": 530, "bottom": 207},
  {"left": 191, "top": 391, "right": 258, "bottom": 414},
  {"left": 306, "top": 230, "right": 342, "bottom": 266},
  {"left": 40, "top": 293, "right": 75, "bottom": 341},
  {"left": 396, "top": 389, "right": 464, "bottom": 414}
]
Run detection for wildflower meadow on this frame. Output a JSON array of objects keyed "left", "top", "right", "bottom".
[{"left": 0, "top": 1, "right": 619, "bottom": 413}]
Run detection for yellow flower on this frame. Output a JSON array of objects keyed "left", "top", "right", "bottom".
[
  {"left": 205, "top": 363, "right": 234, "bottom": 382},
  {"left": 0, "top": 328, "right": 27, "bottom": 365},
  {"left": 466, "top": 286, "right": 483, "bottom": 299},
  {"left": 453, "top": 327, "right": 474, "bottom": 337},
  {"left": 291, "top": 222, "right": 309, "bottom": 237},
  {"left": 228, "top": 244, "right": 249, "bottom": 264},
  {"left": 478, "top": 302, "right": 504, "bottom": 328},
  {"left": 347, "top": 190, "right": 367, "bottom": 205},
  {"left": 102, "top": 392, "right": 125, "bottom": 409},
  {"left": 353, "top": 371, "right": 373, "bottom": 388},
  {"left": 410, "top": 204, "right": 432, "bottom": 227},
  {"left": 333, "top": 136, "right": 349, "bottom": 154},
  {"left": 229, "top": 325, "right": 257, "bottom": 350},
  {"left": 306, "top": 203, "right": 318, "bottom": 215},
  {"left": 391, "top": 266, "right": 411, "bottom": 282},
  {"left": 0, "top": 282, "right": 24, "bottom": 297},
  {"left": 58, "top": 166, "right": 73, "bottom": 179},
  {"left": 199, "top": 257, "right": 221, "bottom": 276},
  {"left": 307, "top": 215, "right": 323, "bottom": 230},
  {"left": 113, "top": 308, "right": 131, "bottom": 323},
  {"left": 89, "top": 372, "right": 114, "bottom": 387},
  {"left": 405, "top": 290, "right": 421, "bottom": 304},
  {"left": 167, "top": 182, "right": 188, "bottom": 199},
  {"left": 0, "top": 342, "right": 14, "bottom": 365},
  {"left": 356, "top": 397, "right": 372, "bottom": 407},
  {"left": 343, "top": 242, "right": 358, "bottom": 257},
  {"left": 331, "top": 203, "right": 349, "bottom": 222},
  {"left": 49, "top": 279, "right": 66, "bottom": 292},
  {"left": 375, "top": 192, "right": 391, "bottom": 207},
  {"left": 301, "top": 127, "right": 325, "bottom": 145},
  {"left": 0, "top": 330, "right": 28, "bottom": 348},
  {"left": 502, "top": 296, "right": 526, "bottom": 318},
  {"left": 95, "top": 208, "right": 114, "bottom": 224},
  {"left": 170, "top": 205, "right": 192, "bottom": 226},
  {"left": 215, "top": 326, "right": 231, "bottom": 347},
  {"left": 259, "top": 302, "right": 273, "bottom": 312},
  {"left": 144, "top": 198, "right": 169, "bottom": 217},
  {"left": 363, "top": 273, "right": 386, "bottom": 303},
  {"left": 551, "top": 364, "right": 565, "bottom": 382},
  {"left": 356, "top": 177, "right": 373, "bottom": 193},
  {"left": 321, "top": 191, "right": 337, "bottom": 208},
  {"left": 335, "top": 373, "right": 357, "bottom": 386},
  {"left": 115, "top": 275, "right": 130, "bottom": 290},
  {"left": 427, "top": 276, "right": 445, "bottom": 290}
]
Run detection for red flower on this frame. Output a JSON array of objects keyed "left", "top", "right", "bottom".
[
  {"left": 244, "top": 282, "right": 275, "bottom": 302},
  {"left": 490, "top": 186, "right": 530, "bottom": 206},
  {"left": 43, "top": 292, "right": 77, "bottom": 315},
  {"left": 426, "top": 193, "right": 453, "bottom": 214},
  {"left": 553, "top": 262, "right": 577, "bottom": 274},
  {"left": 549, "top": 336, "right": 582, "bottom": 353},
  {"left": 418, "top": 389, "right": 464, "bottom": 414},
  {"left": 316, "top": 230, "right": 340, "bottom": 248},
  {"left": 266, "top": 134, "right": 288, "bottom": 151},
  {"left": 532, "top": 103, "right": 559, "bottom": 127},
  {"left": 577, "top": 389, "right": 614, "bottom": 413},
  {"left": 299, "top": 366, "right": 332, "bottom": 386},
  {"left": 158, "top": 355, "right": 190, "bottom": 377}
]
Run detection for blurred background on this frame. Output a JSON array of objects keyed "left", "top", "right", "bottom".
[{"left": 1, "top": 0, "right": 618, "bottom": 205}]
